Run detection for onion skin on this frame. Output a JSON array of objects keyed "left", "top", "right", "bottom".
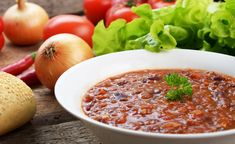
[
  {"left": 35, "top": 34, "right": 94, "bottom": 90},
  {"left": 3, "top": 2, "right": 49, "bottom": 46}
]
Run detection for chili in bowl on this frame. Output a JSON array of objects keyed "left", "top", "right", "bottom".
[{"left": 55, "top": 49, "right": 235, "bottom": 144}]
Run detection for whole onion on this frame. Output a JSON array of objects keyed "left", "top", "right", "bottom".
[
  {"left": 35, "top": 34, "right": 94, "bottom": 90},
  {"left": 3, "top": 0, "right": 49, "bottom": 46}
]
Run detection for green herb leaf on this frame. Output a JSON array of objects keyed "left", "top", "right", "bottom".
[{"left": 164, "top": 73, "right": 193, "bottom": 101}]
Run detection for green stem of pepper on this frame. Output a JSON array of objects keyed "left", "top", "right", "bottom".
[
  {"left": 163, "top": 0, "right": 175, "bottom": 2},
  {"left": 125, "top": 0, "right": 137, "bottom": 7}
]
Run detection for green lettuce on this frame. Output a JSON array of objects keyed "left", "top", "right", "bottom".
[
  {"left": 93, "top": 4, "right": 176, "bottom": 56},
  {"left": 92, "top": 0, "right": 235, "bottom": 56},
  {"left": 200, "top": 0, "right": 235, "bottom": 53}
]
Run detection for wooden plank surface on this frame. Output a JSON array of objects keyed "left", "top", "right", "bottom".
[
  {"left": 1, "top": 121, "right": 100, "bottom": 144},
  {"left": 0, "top": 0, "right": 84, "bottom": 17},
  {"left": 0, "top": 41, "right": 101, "bottom": 144}
]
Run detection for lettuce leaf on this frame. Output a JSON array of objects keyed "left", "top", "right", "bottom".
[
  {"left": 201, "top": 0, "right": 235, "bottom": 53},
  {"left": 93, "top": 4, "right": 176, "bottom": 56},
  {"left": 225, "top": 0, "right": 235, "bottom": 16},
  {"left": 92, "top": 0, "right": 235, "bottom": 56},
  {"left": 92, "top": 20, "right": 126, "bottom": 56}
]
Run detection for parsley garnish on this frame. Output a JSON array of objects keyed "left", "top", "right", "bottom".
[{"left": 164, "top": 73, "right": 193, "bottom": 101}]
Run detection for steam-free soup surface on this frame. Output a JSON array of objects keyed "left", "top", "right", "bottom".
[{"left": 82, "top": 69, "right": 235, "bottom": 134}]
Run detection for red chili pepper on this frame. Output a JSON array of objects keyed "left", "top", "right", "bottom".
[
  {"left": 17, "top": 69, "right": 41, "bottom": 86},
  {"left": 0, "top": 17, "right": 5, "bottom": 51},
  {"left": 0, "top": 52, "right": 36, "bottom": 76}
]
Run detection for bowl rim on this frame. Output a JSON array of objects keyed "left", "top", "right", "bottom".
[{"left": 55, "top": 49, "right": 235, "bottom": 139}]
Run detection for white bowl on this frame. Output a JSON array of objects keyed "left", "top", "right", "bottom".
[{"left": 55, "top": 49, "right": 235, "bottom": 144}]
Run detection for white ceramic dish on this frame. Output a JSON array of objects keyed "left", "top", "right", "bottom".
[{"left": 55, "top": 49, "right": 235, "bottom": 144}]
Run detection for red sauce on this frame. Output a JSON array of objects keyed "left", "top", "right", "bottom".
[{"left": 82, "top": 69, "right": 235, "bottom": 134}]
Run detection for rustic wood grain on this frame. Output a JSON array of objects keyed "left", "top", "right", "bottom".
[
  {"left": 32, "top": 86, "right": 77, "bottom": 125},
  {"left": 0, "top": 121, "right": 101, "bottom": 144},
  {"left": 0, "top": 0, "right": 84, "bottom": 17},
  {"left": 0, "top": 41, "right": 40, "bottom": 67}
]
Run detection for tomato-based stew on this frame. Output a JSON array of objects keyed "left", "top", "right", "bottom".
[{"left": 82, "top": 69, "right": 235, "bottom": 134}]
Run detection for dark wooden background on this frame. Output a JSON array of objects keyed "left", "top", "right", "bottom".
[
  {"left": 0, "top": 0, "right": 83, "bottom": 17},
  {"left": 0, "top": 0, "right": 101, "bottom": 144}
]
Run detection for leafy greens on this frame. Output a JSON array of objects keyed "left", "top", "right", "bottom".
[{"left": 92, "top": 0, "right": 235, "bottom": 56}]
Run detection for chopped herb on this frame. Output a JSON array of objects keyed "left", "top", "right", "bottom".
[{"left": 164, "top": 73, "right": 193, "bottom": 101}]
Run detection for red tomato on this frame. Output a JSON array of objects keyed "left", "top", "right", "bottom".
[
  {"left": 43, "top": 15, "right": 94, "bottom": 47},
  {"left": 105, "top": 0, "right": 147, "bottom": 27},
  {"left": 0, "top": 17, "right": 4, "bottom": 32},
  {"left": 84, "top": 0, "right": 112, "bottom": 24},
  {"left": 0, "top": 17, "right": 4, "bottom": 51},
  {"left": 106, "top": 6, "right": 139, "bottom": 27},
  {"left": 0, "top": 34, "right": 4, "bottom": 51},
  {"left": 148, "top": 0, "right": 176, "bottom": 9}
]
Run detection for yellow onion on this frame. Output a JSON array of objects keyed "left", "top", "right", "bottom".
[
  {"left": 3, "top": 0, "right": 49, "bottom": 45},
  {"left": 35, "top": 34, "right": 94, "bottom": 90}
]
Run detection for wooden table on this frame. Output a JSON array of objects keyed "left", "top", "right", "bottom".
[
  {"left": 0, "top": 43, "right": 101, "bottom": 144},
  {"left": 0, "top": 0, "right": 84, "bottom": 16}
]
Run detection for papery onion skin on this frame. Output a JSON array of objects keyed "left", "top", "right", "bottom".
[
  {"left": 3, "top": 2, "right": 49, "bottom": 46},
  {"left": 35, "top": 34, "right": 94, "bottom": 90}
]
